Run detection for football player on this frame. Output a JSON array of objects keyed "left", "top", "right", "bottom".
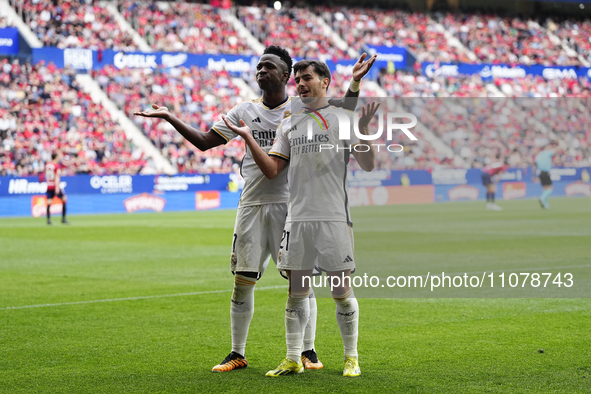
[{"left": 222, "top": 59, "right": 379, "bottom": 377}]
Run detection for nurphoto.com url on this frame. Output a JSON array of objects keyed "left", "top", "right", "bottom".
[{"left": 303, "top": 272, "right": 574, "bottom": 292}]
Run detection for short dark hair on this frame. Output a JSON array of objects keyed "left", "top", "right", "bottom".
[
  {"left": 293, "top": 60, "right": 331, "bottom": 90},
  {"left": 51, "top": 153, "right": 58, "bottom": 160},
  {"left": 263, "top": 45, "right": 293, "bottom": 78}
]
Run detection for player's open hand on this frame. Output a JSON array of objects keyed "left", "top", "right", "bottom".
[
  {"left": 134, "top": 104, "right": 171, "bottom": 120},
  {"left": 222, "top": 116, "right": 251, "bottom": 139},
  {"left": 352, "top": 53, "right": 378, "bottom": 82},
  {"left": 358, "top": 101, "right": 381, "bottom": 134}
]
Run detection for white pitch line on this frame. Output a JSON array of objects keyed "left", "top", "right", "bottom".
[{"left": 0, "top": 285, "right": 287, "bottom": 311}]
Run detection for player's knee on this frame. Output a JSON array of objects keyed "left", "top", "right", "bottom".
[
  {"left": 235, "top": 271, "right": 258, "bottom": 279},
  {"left": 233, "top": 272, "right": 258, "bottom": 292},
  {"left": 326, "top": 270, "right": 352, "bottom": 297},
  {"left": 288, "top": 270, "right": 313, "bottom": 295}
]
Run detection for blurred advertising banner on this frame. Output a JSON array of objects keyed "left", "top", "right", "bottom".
[
  {"left": 502, "top": 182, "right": 527, "bottom": 200},
  {"left": 0, "top": 28, "right": 19, "bottom": 55},
  {"left": 32, "top": 48, "right": 376, "bottom": 75},
  {"left": 422, "top": 61, "right": 591, "bottom": 80},
  {"left": 123, "top": 193, "right": 166, "bottom": 213},
  {"left": 0, "top": 174, "right": 231, "bottom": 197},
  {"left": 31, "top": 196, "right": 63, "bottom": 217},
  {"left": 195, "top": 191, "right": 221, "bottom": 210},
  {"left": 349, "top": 185, "right": 434, "bottom": 206}
]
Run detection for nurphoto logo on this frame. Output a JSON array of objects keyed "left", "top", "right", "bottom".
[{"left": 306, "top": 107, "right": 418, "bottom": 153}]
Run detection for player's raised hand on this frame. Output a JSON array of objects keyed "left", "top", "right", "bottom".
[
  {"left": 358, "top": 101, "right": 381, "bottom": 133},
  {"left": 352, "top": 53, "right": 377, "bottom": 82},
  {"left": 134, "top": 104, "right": 171, "bottom": 120},
  {"left": 222, "top": 116, "right": 251, "bottom": 139}
]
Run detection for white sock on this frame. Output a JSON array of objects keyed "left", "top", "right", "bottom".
[
  {"left": 230, "top": 274, "right": 256, "bottom": 357},
  {"left": 334, "top": 289, "right": 359, "bottom": 358},
  {"left": 285, "top": 290, "right": 310, "bottom": 362},
  {"left": 302, "top": 288, "right": 317, "bottom": 352}
]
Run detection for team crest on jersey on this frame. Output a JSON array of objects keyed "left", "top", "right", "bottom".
[
  {"left": 278, "top": 250, "right": 282, "bottom": 263},
  {"left": 231, "top": 253, "right": 237, "bottom": 267},
  {"left": 283, "top": 111, "right": 291, "bottom": 119}
]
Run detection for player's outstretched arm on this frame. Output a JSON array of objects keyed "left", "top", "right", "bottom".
[
  {"left": 134, "top": 104, "right": 226, "bottom": 151},
  {"left": 221, "top": 116, "right": 287, "bottom": 179},
  {"left": 352, "top": 102, "right": 380, "bottom": 172},
  {"left": 328, "top": 53, "right": 377, "bottom": 111}
]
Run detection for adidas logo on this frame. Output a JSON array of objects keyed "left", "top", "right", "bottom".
[
  {"left": 252, "top": 117, "right": 261, "bottom": 123},
  {"left": 343, "top": 255, "right": 353, "bottom": 263}
]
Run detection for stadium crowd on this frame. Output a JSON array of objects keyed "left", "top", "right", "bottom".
[
  {"left": 395, "top": 93, "right": 591, "bottom": 169},
  {"left": 119, "top": 0, "right": 252, "bottom": 55},
  {"left": 2, "top": 0, "right": 591, "bottom": 175},
  {"left": 438, "top": 13, "right": 579, "bottom": 66},
  {"left": 0, "top": 59, "right": 146, "bottom": 176},
  {"left": 551, "top": 18, "right": 591, "bottom": 65},
  {"left": 238, "top": 6, "right": 350, "bottom": 60},
  {"left": 319, "top": 6, "right": 466, "bottom": 63},
  {"left": 375, "top": 68, "right": 591, "bottom": 168},
  {"left": 94, "top": 64, "right": 245, "bottom": 174},
  {"left": 11, "top": 0, "right": 137, "bottom": 51}
]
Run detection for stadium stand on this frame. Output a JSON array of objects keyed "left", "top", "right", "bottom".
[
  {"left": 319, "top": 6, "right": 464, "bottom": 63},
  {"left": 378, "top": 70, "right": 490, "bottom": 97},
  {"left": 551, "top": 18, "right": 591, "bottom": 65},
  {"left": 238, "top": 6, "right": 350, "bottom": 60},
  {"left": 94, "top": 64, "right": 245, "bottom": 174},
  {"left": 494, "top": 75, "right": 591, "bottom": 97},
  {"left": 118, "top": 0, "right": 253, "bottom": 55},
  {"left": 0, "top": 15, "right": 12, "bottom": 28},
  {"left": 3, "top": 0, "right": 591, "bottom": 175},
  {"left": 439, "top": 13, "right": 580, "bottom": 66},
  {"left": 384, "top": 87, "right": 591, "bottom": 168},
  {"left": 0, "top": 59, "right": 147, "bottom": 176},
  {"left": 11, "top": 0, "right": 137, "bottom": 50}
]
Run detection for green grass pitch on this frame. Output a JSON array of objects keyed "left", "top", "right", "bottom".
[{"left": 1, "top": 198, "right": 590, "bottom": 393}]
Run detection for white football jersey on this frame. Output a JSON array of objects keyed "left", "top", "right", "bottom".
[
  {"left": 211, "top": 97, "right": 303, "bottom": 207},
  {"left": 269, "top": 104, "right": 360, "bottom": 224}
]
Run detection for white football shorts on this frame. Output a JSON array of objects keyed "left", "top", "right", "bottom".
[
  {"left": 230, "top": 203, "right": 287, "bottom": 277},
  {"left": 277, "top": 221, "right": 355, "bottom": 272}
]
